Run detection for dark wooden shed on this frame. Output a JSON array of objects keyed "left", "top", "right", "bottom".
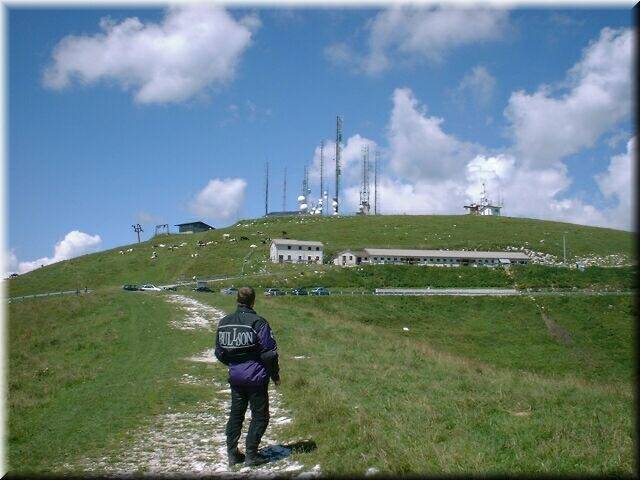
[{"left": 175, "top": 221, "right": 215, "bottom": 234}]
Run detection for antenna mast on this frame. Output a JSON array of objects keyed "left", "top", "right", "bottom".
[
  {"left": 264, "top": 160, "right": 269, "bottom": 216},
  {"left": 374, "top": 149, "right": 379, "bottom": 215},
  {"left": 282, "top": 167, "right": 287, "bottom": 212},
  {"left": 333, "top": 115, "right": 342, "bottom": 215},
  {"left": 319, "top": 141, "right": 324, "bottom": 215},
  {"left": 358, "top": 145, "right": 370, "bottom": 214}
]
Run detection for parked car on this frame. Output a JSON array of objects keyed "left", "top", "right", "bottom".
[
  {"left": 221, "top": 287, "right": 238, "bottom": 295},
  {"left": 162, "top": 285, "right": 177, "bottom": 291},
  {"left": 122, "top": 284, "right": 140, "bottom": 291},
  {"left": 264, "top": 288, "right": 286, "bottom": 296},
  {"left": 139, "top": 284, "right": 162, "bottom": 292},
  {"left": 290, "top": 287, "right": 308, "bottom": 296},
  {"left": 193, "top": 285, "right": 212, "bottom": 292},
  {"left": 309, "top": 287, "right": 330, "bottom": 296}
]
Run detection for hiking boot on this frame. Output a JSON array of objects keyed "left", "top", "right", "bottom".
[
  {"left": 228, "top": 448, "right": 246, "bottom": 467},
  {"left": 245, "top": 451, "right": 269, "bottom": 467}
]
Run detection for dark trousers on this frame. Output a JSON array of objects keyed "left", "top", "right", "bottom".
[{"left": 226, "top": 383, "right": 270, "bottom": 453}]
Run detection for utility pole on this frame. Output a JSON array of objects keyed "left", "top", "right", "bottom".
[
  {"left": 563, "top": 233, "right": 567, "bottom": 264},
  {"left": 132, "top": 223, "right": 143, "bottom": 243}
]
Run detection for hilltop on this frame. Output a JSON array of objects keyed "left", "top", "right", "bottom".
[{"left": 7, "top": 214, "right": 635, "bottom": 297}]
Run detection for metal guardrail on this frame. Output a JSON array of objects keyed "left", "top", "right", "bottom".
[
  {"left": 375, "top": 288, "right": 519, "bottom": 296},
  {"left": 6, "top": 289, "right": 93, "bottom": 303}
]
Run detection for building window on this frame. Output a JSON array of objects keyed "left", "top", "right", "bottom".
[
  {"left": 316, "top": 256, "right": 319, "bottom": 261},
  {"left": 316, "top": 247, "right": 320, "bottom": 251},
  {"left": 299, "top": 246, "right": 302, "bottom": 250},
  {"left": 308, "top": 256, "right": 311, "bottom": 260},
  {"left": 349, "top": 256, "right": 353, "bottom": 260},
  {"left": 287, "top": 255, "right": 291, "bottom": 260},
  {"left": 298, "top": 255, "right": 302, "bottom": 260},
  {"left": 308, "top": 246, "right": 311, "bottom": 250}
]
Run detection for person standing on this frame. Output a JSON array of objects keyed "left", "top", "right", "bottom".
[{"left": 214, "top": 286, "right": 280, "bottom": 467}]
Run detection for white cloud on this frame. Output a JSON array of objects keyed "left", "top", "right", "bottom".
[
  {"left": 307, "top": 135, "right": 378, "bottom": 201},
  {"left": 373, "top": 85, "right": 625, "bottom": 229},
  {"left": 135, "top": 211, "right": 162, "bottom": 224},
  {"left": 16, "top": 231, "right": 102, "bottom": 274},
  {"left": 189, "top": 178, "right": 247, "bottom": 221},
  {"left": 2, "top": 249, "right": 19, "bottom": 277},
  {"left": 505, "top": 27, "right": 633, "bottom": 167},
  {"left": 43, "top": 6, "right": 259, "bottom": 104},
  {"left": 596, "top": 137, "right": 636, "bottom": 231},
  {"left": 361, "top": 7, "right": 509, "bottom": 74},
  {"left": 455, "top": 65, "right": 496, "bottom": 107},
  {"left": 324, "top": 42, "right": 356, "bottom": 68},
  {"left": 388, "top": 88, "right": 481, "bottom": 181}
]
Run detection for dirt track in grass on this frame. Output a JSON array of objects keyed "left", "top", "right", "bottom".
[{"left": 63, "top": 294, "right": 320, "bottom": 477}]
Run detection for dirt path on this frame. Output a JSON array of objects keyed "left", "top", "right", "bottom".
[{"left": 64, "top": 294, "right": 320, "bottom": 477}]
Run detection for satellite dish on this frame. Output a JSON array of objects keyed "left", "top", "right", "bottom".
[
  {"left": 332, "top": 200, "right": 338, "bottom": 207},
  {"left": 297, "top": 195, "right": 305, "bottom": 202},
  {"left": 300, "top": 203, "right": 308, "bottom": 210}
]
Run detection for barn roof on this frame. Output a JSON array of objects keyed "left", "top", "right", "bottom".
[
  {"left": 362, "top": 248, "right": 529, "bottom": 260},
  {"left": 271, "top": 238, "right": 324, "bottom": 247},
  {"left": 175, "top": 221, "right": 214, "bottom": 228}
]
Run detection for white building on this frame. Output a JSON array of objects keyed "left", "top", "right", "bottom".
[
  {"left": 270, "top": 239, "right": 324, "bottom": 264},
  {"left": 333, "top": 248, "right": 529, "bottom": 267},
  {"left": 464, "top": 183, "right": 502, "bottom": 216},
  {"left": 333, "top": 250, "right": 365, "bottom": 266}
]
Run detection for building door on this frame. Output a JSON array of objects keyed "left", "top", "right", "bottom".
[{"left": 278, "top": 255, "right": 283, "bottom": 263}]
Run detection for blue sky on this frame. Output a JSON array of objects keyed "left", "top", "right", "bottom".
[{"left": 6, "top": 6, "right": 634, "bottom": 273}]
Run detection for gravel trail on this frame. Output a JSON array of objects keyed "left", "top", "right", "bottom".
[{"left": 63, "top": 294, "right": 319, "bottom": 477}]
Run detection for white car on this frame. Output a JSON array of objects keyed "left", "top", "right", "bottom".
[{"left": 139, "top": 284, "right": 162, "bottom": 291}]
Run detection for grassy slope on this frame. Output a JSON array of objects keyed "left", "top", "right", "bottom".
[
  {"left": 7, "top": 289, "right": 213, "bottom": 472},
  {"left": 8, "top": 215, "right": 635, "bottom": 297},
  {"left": 199, "top": 293, "right": 634, "bottom": 474}
]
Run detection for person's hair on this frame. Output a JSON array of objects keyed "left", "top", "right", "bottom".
[{"left": 237, "top": 286, "right": 255, "bottom": 306}]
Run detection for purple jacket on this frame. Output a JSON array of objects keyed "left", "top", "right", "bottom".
[{"left": 214, "top": 304, "right": 280, "bottom": 387}]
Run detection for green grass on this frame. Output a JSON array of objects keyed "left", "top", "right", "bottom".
[
  {"left": 511, "top": 265, "right": 637, "bottom": 291},
  {"left": 8, "top": 215, "right": 635, "bottom": 297},
  {"left": 193, "top": 293, "right": 634, "bottom": 474},
  {"left": 7, "top": 289, "right": 213, "bottom": 472}
]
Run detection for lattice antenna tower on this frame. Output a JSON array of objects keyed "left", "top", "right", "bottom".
[
  {"left": 282, "top": 167, "right": 287, "bottom": 212},
  {"left": 264, "top": 160, "right": 269, "bottom": 216},
  {"left": 319, "top": 141, "right": 324, "bottom": 215},
  {"left": 359, "top": 145, "right": 370, "bottom": 214},
  {"left": 374, "top": 149, "right": 380, "bottom": 215},
  {"left": 333, "top": 115, "right": 343, "bottom": 215}
]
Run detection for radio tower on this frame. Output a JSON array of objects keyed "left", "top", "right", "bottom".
[
  {"left": 319, "top": 141, "right": 324, "bottom": 215},
  {"left": 264, "top": 160, "right": 269, "bottom": 216},
  {"left": 374, "top": 149, "right": 379, "bottom": 215},
  {"left": 333, "top": 116, "right": 343, "bottom": 215},
  {"left": 282, "top": 167, "right": 287, "bottom": 212},
  {"left": 358, "top": 145, "right": 370, "bottom": 215}
]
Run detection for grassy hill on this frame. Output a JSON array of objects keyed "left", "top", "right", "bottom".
[
  {"left": 7, "top": 215, "right": 635, "bottom": 297},
  {"left": 7, "top": 214, "right": 636, "bottom": 474}
]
